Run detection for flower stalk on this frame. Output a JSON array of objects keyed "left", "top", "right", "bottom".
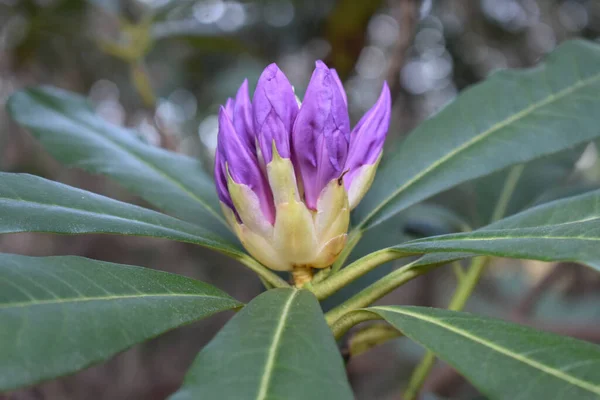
[
  {"left": 325, "top": 262, "right": 435, "bottom": 328},
  {"left": 311, "top": 247, "right": 404, "bottom": 300},
  {"left": 292, "top": 265, "right": 313, "bottom": 287},
  {"left": 348, "top": 323, "right": 402, "bottom": 357}
]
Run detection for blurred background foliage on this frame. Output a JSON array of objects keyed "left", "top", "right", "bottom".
[{"left": 1, "top": 0, "right": 600, "bottom": 399}]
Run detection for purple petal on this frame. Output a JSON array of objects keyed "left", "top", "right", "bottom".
[
  {"left": 224, "top": 97, "right": 235, "bottom": 119},
  {"left": 292, "top": 60, "right": 350, "bottom": 210},
  {"left": 214, "top": 147, "right": 234, "bottom": 210},
  {"left": 253, "top": 63, "right": 298, "bottom": 163},
  {"left": 218, "top": 107, "right": 275, "bottom": 224},
  {"left": 343, "top": 82, "right": 391, "bottom": 190},
  {"left": 330, "top": 68, "right": 347, "bottom": 106},
  {"left": 233, "top": 79, "right": 256, "bottom": 151}
]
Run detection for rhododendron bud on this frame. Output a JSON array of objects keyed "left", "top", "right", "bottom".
[
  {"left": 215, "top": 61, "right": 391, "bottom": 285},
  {"left": 292, "top": 60, "right": 350, "bottom": 210},
  {"left": 343, "top": 83, "right": 391, "bottom": 209},
  {"left": 253, "top": 63, "right": 298, "bottom": 163}
]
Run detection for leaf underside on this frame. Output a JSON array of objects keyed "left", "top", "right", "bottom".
[{"left": 6, "top": 86, "right": 233, "bottom": 240}]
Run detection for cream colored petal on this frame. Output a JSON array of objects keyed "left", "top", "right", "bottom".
[
  {"left": 347, "top": 155, "right": 382, "bottom": 210},
  {"left": 321, "top": 208, "right": 350, "bottom": 244},
  {"left": 266, "top": 143, "right": 300, "bottom": 204},
  {"left": 220, "top": 202, "right": 238, "bottom": 231},
  {"left": 236, "top": 224, "right": 291, "bottom": 271},
  {"left": 273, "top": 200, "right": 318, "bottom": 265},
  {"left": 227, "top": 177, "right": 273, "bottom": 238},
  {"left": 314, "top": 179, "right": 350, "bottom": 242},
  {"left": 311, "top": 234, "right": 347, "bottom": 269}
]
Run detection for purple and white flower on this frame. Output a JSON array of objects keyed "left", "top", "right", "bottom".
[{"left": 215, "top": 61, "right": 391, "bottom": 277}]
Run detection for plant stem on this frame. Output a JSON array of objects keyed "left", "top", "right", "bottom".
[
  {"left": 404, "top": 352, "right": 436, "bottom": 399},
  {"left": 403, "top": 164, "right": 524, "bottom": 399},
  {"left": 258, "top": 275, "right": 274, "bottom": 290},
  {"left": 292, "top": 265, "right": 313, "bottom": 287},
  {"left": 330, "top": 310, "right": 381, "bottom": 340},
  {"left": 446, "top": 257, "right": 488, "bottom": 311},
  {"left": 312, "top": 247, "right": 404, "bottom": 300},
  {"left": 236, "top": 254, "right": 290, "bottom": 288},
  {"left": 325, "top": 261, "right": 438, "bottom": 327},
  {"left": 312, "top": 267, "right": 331, "bottom": 284},
  {"left": 490, "top": 164, "right": 525, "bottom": 223},
  {"left": 349, "top": 323, "right": 402, "bottom": 357},
  {"left": 451, "top": 261, "right": 466, "bottom": 283},
  {"left": 330, "top": 228, "right": 363, "bottom": 274},
  {"left": 130, "top": 61, "right": 156, "bottom": 108}
]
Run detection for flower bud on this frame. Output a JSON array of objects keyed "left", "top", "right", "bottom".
[
  {"left": 214, "top": 62, "right": 390, "bottom": 282},
  {"left": 343, "top": 83, "right": 391, "bottom": 209},
  {"left": 233, "top": 79, "right": 255, "bottom": 151},
  {"left": 216, "top": 107, "right": 275, "bottom": 228},
  {"left": 292, "top": 61, "right": 350, "bottom": 210},
  {"left": 253, "top": 63, "right": 298, "bottom": 164}
]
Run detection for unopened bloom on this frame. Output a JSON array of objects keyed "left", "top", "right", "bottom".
[{"left": 215, "top": 61, "right": 391, "bottom": 281}]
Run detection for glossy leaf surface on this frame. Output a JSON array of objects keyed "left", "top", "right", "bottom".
[
  {"left": 370, "top": 306, "right": 600, "bottom": 400},
  {"left": 0, "top": 253, "right": 241, "bottom": 391},
  {"left": 0, "top": 172, "right": 240, "bottom": 254},
  {"left": 355, "top": 40, "right": 600, "bottom": 231},
  {"left": 171, "top": 288, "right": 353, "bottom": 400},
  {"left": 396, "top": 189, "right": 600, "bottom": 270}
]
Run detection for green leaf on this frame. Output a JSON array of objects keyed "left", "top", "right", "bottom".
[
  {"left": 438, "top": 147, "right": 585, "bottom": 228},
  {"left": 171, "top": 288, "right": 353, "bottom": 400},
  {"left": 0, "top": 253, "right": 241, "bottom": 392},
  {"left": 395, "top": 189, "right": 600, "bottom": 270},
  {"left": 6, "top": 86, "right": 232, "bottom": 239},
  {"left": 368, "top": 306, "right": 600, "bottom": 400},
  {"left": 354, "top": 39, "right": 600, "bottom": 231},
  {"left": 0, "top": 172, "right": 240, "bottom": 254}
]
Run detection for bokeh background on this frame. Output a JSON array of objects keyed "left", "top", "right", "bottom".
[{"left": 1, "top": 0, "right": 600, "bottom": 399}]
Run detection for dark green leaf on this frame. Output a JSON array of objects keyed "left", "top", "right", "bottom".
[
  {"left": 6, "top": 86, "right": 232, "bottom": 239},
  {"left": 438, "top": 147, "right": 585, "bottom": 228},
  {"left": 395, "top": 189, "right": 600, "bottom": 270},
  {"left": 355, "top": 39, "right": 600, "bottom": 231},
  {"left": 0, "top": 253, "right": 241, "bottom": 391},
  {"left": 0, "top": 173, "right": 240, "bottom": 254},
  {"left": 369, "top": 306, "right": 600, "bottom": 400},
  {"left": 531, "top": 182, "right": 600, "bottom": 207},
  {"left": 171, "top": 288, "right": 353, "bottom": 400}
]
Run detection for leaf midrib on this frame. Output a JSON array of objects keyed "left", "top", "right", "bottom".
[
  {"left": 0, "top": 293, "right": 237, "bottom": 309},
  {"left": 373, "top": 306, "right": 600, "bottom": 395},
  {"left": 26, "top": 90, "right": 228, "bottom": 228},
  {"left": 0, "top": 194, "right": 240, "bottom": 254},
  {"left": 359, "top": 70, "right": 600, "bottom": 230},
  {"left": 487, "top": 214, "right": 600, "bottom": 230},
  {"left": 411, "top": 234, "right": 600, "bottom": 243},
  {"left": 0, "top": 194, "right": 228, "bottom": 248},
  {"left": 255, "top": 290, "right": 298, "bottom": 400}
]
